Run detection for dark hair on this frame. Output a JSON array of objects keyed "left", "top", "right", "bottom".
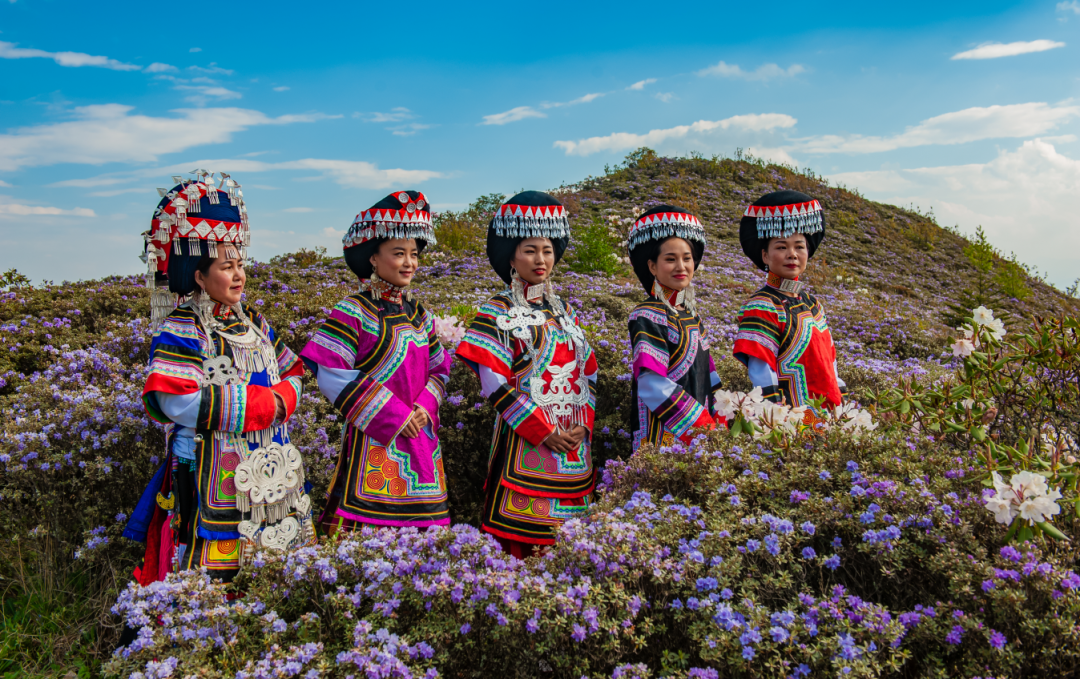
[
  {"left": 167, "top": 243, "right": 223, "bottom": 296},
  {"left": 195, "top": 255, "right": 214, "bottom": 276}
]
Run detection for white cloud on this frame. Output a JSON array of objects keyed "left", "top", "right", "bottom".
[
  {"left": 359, "top": 108, "right": 414, "bottom": 123},
  {"left": 389, "top": 123, "right": 433, "bottom": 137},
  {"left": 541, "top": 93, "right": 605, "bottom": 108},
  {"left": 189, "top": 47, "right": 202, "bottom": 53},
  {"left": 481, "top": 106, "right": 547, "bottom": 125},
  {"left": 697, "top": 61, "right": 806, "bottom": 80},
  {"left": 0, "top": 105, "right": 336, "bottom": 171},
  {"left": 797, "top": 102, "right": 1080, "bottom": 155},
  {"left": 628, "top": 79, "right": 657, "bottom": 90},
  {"left": 826, "top": 139, "right": 1080, "bottom": 287},
  {"left": 174, "top": 85, "right": 243, "bottom": 105},
  {"left": 172, "top": 84, "right": 243, "bottom": 104},
  {"left": 56, "top": 156, "right": 442, "bottom": 192},
  {"left": 0, "top": 196, "right": 95, "bottom": 217},
  {"left": 189, "top": 63, "right": 234, "bottom": 75},
  {"left": 144, "top": 62, "right": 177, "bottom": 73},
  {"left": 273, "top": 86, "right": 290, "bottom": 92},
  {"left": 951, "top": 40, "right": 1066, "bottom": 60},
  {"left": 283, "top": 207, "right": 315, "bottom": 213},
  {"left": 655, "top": 92, "right": 676, "bottom": 103},
  {"left": 87, "top": 187, "right": 154, "bottom": 198},
  {"left": 0, "top": 180, "right": 11, "bottom": 187},
  {"left": 1057, "top": 1, "right": 1080, "bottom": 14},
  {"left": 554, "top": 113, "right": 798, "bottom": 156},
  {"left": 746, "top": 146, "right": 799, "bottom": 166},
  {"left": 0, "top": 40, "right": 142, "bottom": 71}
]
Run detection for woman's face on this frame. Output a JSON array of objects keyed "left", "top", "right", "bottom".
[
  {"left": 647, "top": 237, "right": 695, "bottom": 292},
  {"left": 761, "top": 234, "right": 809, "bottom": 280},
  {"left": 510, "top": 237, "right": 555, "bottom": 286},
  {"left": 195, "top": 256, "right": 245, "bottom": 306},
  {"left": 370, "top": 238, "right": 420, "bottom": 287}
]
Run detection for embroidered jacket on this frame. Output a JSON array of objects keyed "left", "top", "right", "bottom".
[
  {"left": 300, "top": 292, "right": 452, "bottom": 527},
  {"left": 139, "top": 302, "right": 307, "bottom": 578},
  {"left": 733, "top": 280, "right": 846, "bottom": 412},
  {"left": 457, "top": 288, "right": 598, "bottom": 545},
  {"left": 629, "top": 296, "right": 721, "bottom": 450}
]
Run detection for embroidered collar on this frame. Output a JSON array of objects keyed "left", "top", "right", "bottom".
[
  {"left": 362, "top": 277, "right": 409, "bottom": 304},
  {"left": 652, "top": 280, "right": 686, "bottom": 308},
  {"left": 210, "top": 301, "right": 235, "bottom": 319},
  {"left": 521, "top": 281, "right": 544, "bottom": 304},
  {"left": 765, "top": 271, "right": 806, "bottom": 295}
]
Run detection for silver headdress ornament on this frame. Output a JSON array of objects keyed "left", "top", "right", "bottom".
[
  {"left": 744, "top": 200, "right": 824, "bottom": 240},
  {"left": 143, "top": 169, "right": 250, "bottom": 329}
]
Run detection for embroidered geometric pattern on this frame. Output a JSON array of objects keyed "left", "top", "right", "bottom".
[
  {"left": 733, "top": 287, "right": 841, "bottom": 411},
  {"left": 459, "top": 290, "right": 598, "bottom": 545},
  {"left": 301, "top": 292, "right": 452, "bottom": 528},
  {"left": 629, "top": 298, "right": 716, "bottom": 450}
]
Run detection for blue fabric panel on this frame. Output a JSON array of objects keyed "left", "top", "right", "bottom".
[{"left": 123, "top": 459, "right": 168, "bottom": 543}]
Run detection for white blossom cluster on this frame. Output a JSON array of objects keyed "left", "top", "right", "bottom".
[
  {"left": 952, "top": 306, "right": 1006, "bottom": 358},
  {"left": 713, "top": 387, "right": 877, "bottom": 440},
  {"left": 984, "top": 470, "right": 1063, "bottom": 526}
]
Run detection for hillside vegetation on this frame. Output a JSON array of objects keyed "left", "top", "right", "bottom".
[{"left": 1, "top": 150, "right": 1078, "bottom": 678}]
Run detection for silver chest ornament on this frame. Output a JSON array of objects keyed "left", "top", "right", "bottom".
[{"left": 498, "top": 299, "right": 589, "bottom": 426}]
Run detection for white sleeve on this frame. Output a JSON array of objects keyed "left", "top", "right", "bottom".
[
  {"left": 747, "top": 356, "right": 779, "bottom": 390},
  {"left": 833, "top": 360, "right": 846, "bottom": 389},
  {"left": 478, "top": 364, "right": 509, "bottom": 399},
  {"left": 155, "top": 391, "right": 201, "bottom": 428},
  {"left": 638, "top": 370, "right": 678, "bottom": 413},
  {"left": 317, "top": 365, "right": 361, "bottom": 405}
]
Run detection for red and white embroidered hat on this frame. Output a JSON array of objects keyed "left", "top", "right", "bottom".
[
  {"left": 627, "top": 205, "right": 706, "bottom": 251},
  {"left": 142, "top": 170, "right": 248, "bottom": 279},
  {"left": 739, "top": 190, "right": 826, "bottom": 271},
  {"left": 343, "top": 190, "right": 435, "bottom": 250}
]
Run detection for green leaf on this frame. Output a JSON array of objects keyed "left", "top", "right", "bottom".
[{"left": 1036, "top": 521, "right": 1070, "bottom": 541}]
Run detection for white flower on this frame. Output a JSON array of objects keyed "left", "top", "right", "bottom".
[
  {"left": 432, "top": 315, "right": 466, "bottom": 346},
  {"left": 984, "top": 470, "right": 1064, "bottom": 527},
  {"left": 841, "top": 407, "right": 878, "bottom": 438},
  {"left": 984, "top": 495, "right": 1016, "bottom": 525},
  {"left": 714, "top": 390, "right": 738, "bottom": 421},
  {"left": 984, "top": 317, "right": 1006, "bottom": 341},
  {"left": 1010, "top": 470, "right": 1048, "bottom": 498},
  {"left": 951, "top": 338, "right": 976, "bottom": 358},
  {"left": 961, "top": 398, "right": 975, "bottom": 411},
  {"left": 972, "top": 306, "right": 995, "bottom": 326}
]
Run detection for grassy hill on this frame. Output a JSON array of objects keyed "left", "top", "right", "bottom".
[{"left": 1, "top": 150, "right": 1078, "bottom": 677}]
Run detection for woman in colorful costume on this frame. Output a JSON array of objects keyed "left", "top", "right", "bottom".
[
  {"left": 733, "top": 190, "right": 847, "bottom": 422},
  {"left": 130, "top": 171, "right": 312, "bottom": 584},
  {"left": 456, "top": 191, "right": 597, "bottom": 559},
  {"left": 300, "top": 191, "right": 452, "bottom": 532},
  {"left": 627, "top": 205, "right": 723, "bottom": 451}
]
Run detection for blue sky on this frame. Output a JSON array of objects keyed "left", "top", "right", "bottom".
[{"left": 1, "top": 0, "right": 1078, "bottom": 287}]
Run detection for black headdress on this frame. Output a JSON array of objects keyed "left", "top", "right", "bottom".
[
  {"left": 626, "top": 204, "right": 707, "bottom": 293},
  {"left": 485, "top": 190, "right": 570, "bottom": 285},
  {"left": 343, "top": 190, "right": 435, "bottom": 280},
  {"left": 739, "top": 190, "right": 825, "bottom": 271}
]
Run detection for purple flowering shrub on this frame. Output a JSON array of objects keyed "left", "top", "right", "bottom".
[
  {"left": 6, "top": 152, "right": 1080, "bottom": 674},
  {"left": 109, "top": 428, "right": 1080, "bottom": 677}
]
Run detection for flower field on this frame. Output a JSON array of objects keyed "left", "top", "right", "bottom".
[{"left": 2, "top": 151, "right": 1079, "bottom": 677}]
